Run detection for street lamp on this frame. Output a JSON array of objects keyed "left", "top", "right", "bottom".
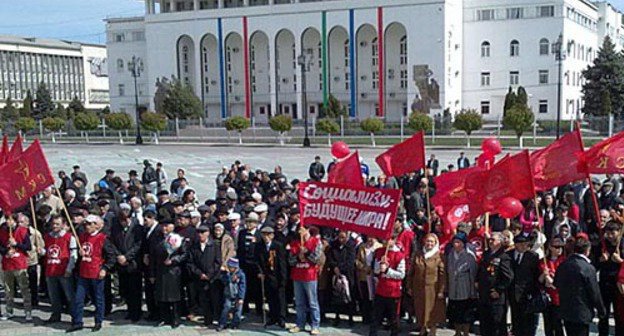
[
  {"left": 128, "top": 56, "right": 144, "bottom": 145},
  {"left": 552, "top": 33, "right": 566, "bottom": 139},
  {"left": 298, "top": 52, "right": 312, "bottom": 147}
]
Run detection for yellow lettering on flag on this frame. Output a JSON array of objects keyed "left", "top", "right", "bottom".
[{"left": 597, "top": 156, "right": 609, "bottom": 170}]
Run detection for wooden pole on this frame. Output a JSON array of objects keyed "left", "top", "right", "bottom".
[
  {"left": 29, "top": 198, "right": 39, "bottom": 250},
  {"left": 484, "top": 212, "right": 490, "bottom": 250},
  {"left": 55, "top": 188, "right": 82, "bottom": 250},
  {"left": 424, "top": 169, "right": 432, "bottom": 233}
]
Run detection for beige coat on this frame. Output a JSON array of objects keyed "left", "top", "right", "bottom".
[
  {"left": 411, "top": 251, "right": 446, "bottom": 328},
  {"left": 220, "top": 233, "right": 236, "bottom": 266},
  {"left": 355, "top": 241, "right": 382, "bottom": 282}
]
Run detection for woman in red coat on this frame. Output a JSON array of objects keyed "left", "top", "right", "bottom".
[{"left": 539, "top": 236, "right": 566, "bottom": 336}]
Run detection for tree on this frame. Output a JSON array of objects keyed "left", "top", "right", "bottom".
[
  {"left": 269, "top": 114, "right": 292, "bottom": 145},
  {"left": 516, "top": 86, "right": 528, "bottom": 107},
  {"left": 14, "top": 117, "right": 36, "bottom": 135},
  {"left": 453, "top": 109, "right": 483, "bottom": 147},
  {"left": 360, "top": 117, "right": 385, "bottom": 147},
  {"left": 67, "top": 96, "right": 85, "bottom": 120},
  {"left": 141, "top": 112, "right": 168, "bottom": 144},
  {"left": 20, "top": 90, "right": 33, "bottom": 118},
  {"left": 316, "top": 118, "right": 340, "bottom": 146},
  {"left": 50, "top": 103, "right": 67, "bottom": 119},
  {"left": 602, "top": 89, "right": 613, "bottom": 116},
  {"left": 503, "top": 104, "right": 535, "bottom": 140},
  {"left": 408, "top": 111, "right": 433, "bottom": 132},
  {"left": 224, "top": 116, "right": 251, "bottom": 144},
  {"left": 582, "top": 36, "right": 624, "bottom": 116},
  {"left": 320, "top": 95, "right": 347, "bottom": 118},
  {"left": 1, "top": 97, "right": 20, "bottom": 124},
  {"left": 161, "top": 78, "right": 203, "bottom": 119},
  {"left": 105, "top": 112, "right": 133, "bottom": 144},
  {"left": 42, "top": 117, "right": 66, "bottom": 143},
  {"left": 33, "top": 82, "right": 54, "bottom": 120},
  {"left": 503, "top": 87, "right": 517, "bottom": 115},
  {"left": 74, "top": 112, "right": 100, "bottom": 143}
]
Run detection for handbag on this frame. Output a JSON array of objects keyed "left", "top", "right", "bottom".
[{"left": 525, "top": 290, "right": 551, "bottom": 314}]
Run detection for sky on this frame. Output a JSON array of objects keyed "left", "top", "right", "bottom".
[{"left": 2, "top": 0, "right": 624, "bottom": 45}]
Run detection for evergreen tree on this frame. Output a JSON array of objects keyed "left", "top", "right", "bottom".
[
  {"left": 51, "top": 103, "right": 67, "bottom": 119},
  {"left": 20, "top": 90, "right": 33, "bottom": 118},
  {"left": 1, "top": 97, "right": 19, "bottom": 123},
  {"left": 162, "top": 78, "right": 203, "bottom": 119},
  {"left": 582, "top": 36, "right": 624, "bottom": 116},
  {"left": 503, "top": 87, "right": 518, "bottom": 116},
  {"left": 602, "top": 89, "right": 613, "bottom": 116},
  {"left": 67, "top": 96, "right": 85, "bottom": 120},
  {"left": 516, "top": 86, "right": 528, "bottom": 106},
  {"left": 33, "top": 82, "right": 54, "bottom": 120}
]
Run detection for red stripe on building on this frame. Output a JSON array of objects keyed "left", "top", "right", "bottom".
[
  {"left": 377, "top": 7, "right": 384, "bottom": 117},
  {"left": 243, "top": 16, "right": 251, "bottom": 119}
]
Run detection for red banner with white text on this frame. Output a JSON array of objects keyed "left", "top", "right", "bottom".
[{"left": 298, "top": 181, "right": 401, "bottom": 239}]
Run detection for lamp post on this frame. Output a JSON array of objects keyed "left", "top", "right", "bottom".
[
  {"left": 552, "top": 33, "right": 565, "bottom": 139},
  {"left": 298, "top": 53, "right": 312, "bottom": 147},
  {"left": 128, "top": 56, "right": 144, "bottom": 145}
]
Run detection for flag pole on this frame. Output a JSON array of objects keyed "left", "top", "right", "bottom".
[
  {"left": 29, "top": 198, "right": 40, "bottom": 251},
  {"left": 484, "top": 212, "right": 490, "bottom": 250},
  {"left": 55, "top": 188, "right": 82, "bottom": 250},
  {"left": 424, "top": 168, "right": 432, "bottom": 233}
]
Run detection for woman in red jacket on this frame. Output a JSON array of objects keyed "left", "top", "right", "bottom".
[{"left": 539, "top": 236, "right": 566, "bottom": 336}]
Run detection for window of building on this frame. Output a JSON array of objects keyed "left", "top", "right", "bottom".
[
  {"left": 372, "top": 70, "right": 379, "bottom": 89},
  {"left": 539, "top": 38, "right": 549, "bottom": 55},
  {"left": 506, "top": 7, "right": 524, "bottom": 19},
  {"left": 481, "top": 101, "right": 490, "bottom": 114},
  {"left": 114, "top": 33, "right": 125, "bottom": 42},
  {"left": 537, "top": 5, "right": 555, "bottom": 17},
  {"left": 116, "top": 59, "right": 124, "bottom": 73},
  {"left": 345, "top": 73, "right": 350, "bottom": 91},
  {"left": 481, "top": 41, "right": 491, "bottom": 57},
  {"left": 344, "top": 39, "right": 350, "bottom": 68},
  {"left": 481, "top": 72, "right": 491, "bottom": 86},
  {"left": 372, "top": 38, "right": 378, "bottom": 66},
  {"left": 510, "top": 71, "right": 519, "bottom": 85},
  {"left": 539, "top": 70, "right": 549, "bottom": 84},
  {"left": 132, "top": 31, "right": 145, "bottom": 42},
  {"left": 118, "top": 84, "right": 125, "bottom": 96},
  {"left": 400, "top": 70, "right": 408, "bottom": 89},
  {"left": 510, "top": 40, "right": 520, "bottom": 56},
  {"left": 539, "top": 100, "right": 548, "bottom": 113},
  {"left": 400, "top": 36, "right": 407, "bottom": 65},
  {"left": 477, "top": 9, "right": 495, "bottom": 21}
]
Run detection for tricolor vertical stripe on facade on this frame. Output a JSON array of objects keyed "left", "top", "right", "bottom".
[
  {"left": 217, "top": 18, "right": 226, "bottom": 119},
  {"left": 377, "top": 6, "right": 384, "bottom": 117},
  {"left": 349, "top": 9, "right": 356, "bottom": 118},
  {"left": 322, "top": 11, "right": 328, "bottom": 109},
  {"left": 243, "top": 16, "right": 251, "bottom": 119}
]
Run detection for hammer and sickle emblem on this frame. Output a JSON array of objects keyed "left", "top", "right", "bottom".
[{"left": 13, "top": 160, "right": 30, "bottom": 180}]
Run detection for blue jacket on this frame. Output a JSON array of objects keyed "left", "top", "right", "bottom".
[{"left": 221, "top": 268, "right": 246, "bottom": 300}]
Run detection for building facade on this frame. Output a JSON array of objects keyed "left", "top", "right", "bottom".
[
  {"left": 106, "top": 0, "right": 623, "bottom": 122},
  {"left": 0, "top": 36, "right": 110, "bottom": 110}
]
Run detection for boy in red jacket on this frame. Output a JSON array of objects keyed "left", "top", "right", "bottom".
[
  {"left": 67, "top": 215, "right": 116, "bottom": 333},
  {"left": 0, "top": 214, "right": 32, "bottom": 321}
]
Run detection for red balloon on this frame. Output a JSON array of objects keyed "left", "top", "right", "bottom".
[
  {"left": 481, "top": 138, "right": 502, "bottom": 156},
  {"left": 331, "top": 141, "right": 351, "bottom": 159},
  {"left": 497, "top": 197, "right": 523, "bottom": 219}
]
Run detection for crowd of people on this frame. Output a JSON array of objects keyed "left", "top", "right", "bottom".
[{"left": 0, "top": 153, "right": 621, "bottom": 336}]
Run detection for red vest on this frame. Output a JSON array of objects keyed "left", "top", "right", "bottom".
[
  {"left": 0, "top": 225, "right": 29, "bottom": 271},
  {"left": 374, "top": 247, "right": 405, "bottom": 298},
  {"left": 540, "top": 255, "right": 565, "bottom": 306},
  {"left": 290, "top": 236, "right": 320, "bottom": 282},
  {"left": 44, "top": 232, "right": 72, "bottom": 277},
  {"left": 79, "top": 232, "right": 107, "bottom": 279}
]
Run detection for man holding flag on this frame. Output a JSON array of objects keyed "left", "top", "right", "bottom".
[{"left": 0, "top": 214, "right": 33, "bottom": 321}]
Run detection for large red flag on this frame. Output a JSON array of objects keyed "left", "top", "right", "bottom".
[
  {"left": 0, "top": 135, "right": 8, "bottom": 165},
  {"left": 430, "top": 166, "right": 487, "bottom": 207},
  {"left": 530, "top": 130, "right": 586, "bottom": 191},
  {"left": 7, "top": 134, "right": 23, "bottom": 162},
  {"left": 480, "top": 150, "right": 535, "bottom": 213},
  {"left": 327, "top": 151, "right": 364, "bottom": 187},
  {"left": 582, "top": 130, "right": 624, "bottom": 174},
  {"left": 375, "top": 132, "right": 426, "bottom": 177},
  {"left": 0, "top": 139, "right": 55, "bottom": 213}
]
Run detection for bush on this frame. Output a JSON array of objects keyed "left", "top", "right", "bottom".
[
  {"left": 503, "top": 105, "right": 535, "bottom": 138},
  {"left": 360, "top": 117, "right": 385, "bottom": 134},
  {"left": 105, "top": 113, "right": 133, "bottom": 130},
  {"left": 74, "top": 112, "right": 100, "bottom": 131},
  {"left": 141, "top": 112, "right": 168, "bottom": 133},
  {"left": 316, "top": 118, "right": 340, "bottom": 135},
  {"left": 453, "top": 109, "right": 483, "bottom": 135},
  {"left": 14, "top": 117, "right": 36, "bottom": 133},
  {"left": 269, "top": 114, "right": 292, "bottom": 134},
  {"left": 42, "top": 117, "right": 66, "bottom": 132},
  {"left": 224, "top": 116, "right": 251, "bottom": 132},
  {"left": 408, "top": 112, "right": 433, "bottom": 132}
]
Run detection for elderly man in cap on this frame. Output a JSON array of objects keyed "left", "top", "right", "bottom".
[
  {"left": 477, "top": 232, "right": 513, "bottom": 336},
  {"left": 600, "top": 180, "right": 618, "bottom": 210},
  {"left": 156, "top": 190, "right": 175, "bottom": 222},
  {"left": 255, "top": 203, "right": 272, "bottom": 229},
  {"left": 308, "top": 156, "right": 326, "bottom": 182},
  {"left": 237, "top": 211, "right": 263, "bottom": 316},
  {"left": 187, "top": 225, "right": 222, "bottom": 327},
  {"left": 227, "top": 212, "right": 242, "bottom": 244},
  {"left": 255, "top": 226, "right": 288, "bottom": 328},
  {"left": 507, "top": 233, "right": 540, "bottom": 336},
  {"left": 71, "top": 165, "right": 88, "bottom": 187}
]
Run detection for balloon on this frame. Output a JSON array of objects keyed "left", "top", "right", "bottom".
[
  {"left": 497, "top": 197, "right": 523, "bottom": 219},
  {"left": 331, "top": 141, "right": 351, "bottom": 159},
  {"left": 481, "top": 138, "right": 502, "bottom": 156}
]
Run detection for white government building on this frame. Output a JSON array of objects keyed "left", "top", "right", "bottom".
[
  {"left": 105, "top": 0, "right": 624, "bottom": 123},
  {"left": 0, "top": 36, "right": 110, "bottom": 110}
]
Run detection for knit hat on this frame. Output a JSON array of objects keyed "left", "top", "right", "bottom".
[
  {"left": 227, "top": 258, "right": 239, "bottom": 268},
  {"left": 452, "top": 232, "right": 468, "bottom": 245}
]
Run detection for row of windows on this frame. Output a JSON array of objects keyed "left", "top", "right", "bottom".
[
  {"left": 480, "top": 38, "right": 551, "bottom": 58},
  {"left": 566, "top": 7, "right": 597, "bottom": 31},
  {"left": 477, "top": 5, "right": 554, "bottom": 21},
  {"left": 480, "top": 99, "right": 549, "bottom": 114},
  {"left": 109, "top": 31, "right": 146, "bottom": 43},
  {"left": 480, "top": 70, "right": 549, "bottom": 86}
]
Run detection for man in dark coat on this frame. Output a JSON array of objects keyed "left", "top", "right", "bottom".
[
  {"left": 237, "top": 212, "right": 263, "bottom": 315},
  {"left": 554, "top": 236, "right": 606, "bottom": 336},
  {"left": 507, "top": 234, "right": 540, "bottom": 336},
  {"left": 152, "top": 221, "right": 187, "bottom": 328},
  {"left": 141, "top": 210, "right": 163, "bottom": 321},
  {"left": 326, "top": 230, "right": 357, "bottom": 326},
  {"left": 308, "top": 156, "right": 326, "bottom": 181},
  {"left": 255, "top": 226, "right": 288, "bottom": 328},
  {"left": 477, "top": 232, "right": 514, "bottom": 336},
  {"left": 457, "top": 152, "right": 470, "bottom": 169},
  {"left": 426, "top": 154, "right": 439, "bottom": 176},
  {"left": 110, "top": 213, "right": 144, "bottom": 322},
  {"left": 597, "top": 222, "right": 624, "bottom": 336},
  {"left": 187, "top": 225, "right": 222, "bottom": 327}
]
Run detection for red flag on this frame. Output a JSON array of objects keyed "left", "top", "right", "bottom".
[
  {"left": 0, "top": 139, "right": 55, "bottom": 213},
  {"left": 327, "top": 151, "right": 364, "bottom": 187},
  {"left": 8, "top": 134, "right": 23, "bottom": 162},
  {"left": 530, "top": 130, "right": 586, "bottom": 191},
  {"left": 582, "top": 130, "right": 624, "bottom": 174},
  {"left": 480, "top": 150, "right": 535, "bottom": 212},
  {"left": 430, "top": 166, "right": 487, "bottom": 207},
  {"left": 0, "top": 135, "right": 8, "bottom": 165},
  {"left": 375, "top": 132, "right": 426, "bottom": 177}
]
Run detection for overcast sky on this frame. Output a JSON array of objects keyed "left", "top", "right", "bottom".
[{"left": 1, "top": 0, "right": 624, "bottom": 44}]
